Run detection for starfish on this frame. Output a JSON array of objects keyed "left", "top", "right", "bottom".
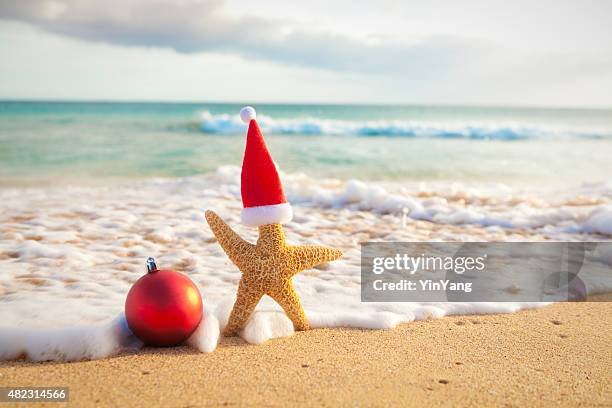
[{"left": 205, "top": 210, "right": 342, "bottom": 335}]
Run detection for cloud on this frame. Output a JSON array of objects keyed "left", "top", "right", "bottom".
[
  {"left": 0, "top": 0, "right": 483, "bottom": 78},
  {"left": 2, "top": 0, "right": 610, "bottom": 106}
]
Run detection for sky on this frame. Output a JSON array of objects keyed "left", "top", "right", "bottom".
[{"left": 0, "top": 0, "right": 611, "bottom": 107}]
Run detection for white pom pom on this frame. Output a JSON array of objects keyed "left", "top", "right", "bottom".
[{"left": 240, "top": 106, "right": 256, "bottom": 123}]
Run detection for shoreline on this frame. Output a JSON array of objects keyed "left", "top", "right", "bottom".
[
  {"left": 1, "top": 296, "right": 610, "bottom": 407},
  {"left": 1, "top": 168, "right": 612, "bottom": 337}
]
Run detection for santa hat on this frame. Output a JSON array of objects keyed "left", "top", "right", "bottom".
[{"left": 239, "top": 106, "right": 293, "bottom": 227}]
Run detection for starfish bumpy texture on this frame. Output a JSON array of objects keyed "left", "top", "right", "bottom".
[{"left": 205, "top": 210, "right": 342, "bottom": 335}]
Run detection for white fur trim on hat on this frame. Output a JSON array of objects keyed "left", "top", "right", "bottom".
[{"left": 241, "top": 203, "right": 293, "bottom": 227}]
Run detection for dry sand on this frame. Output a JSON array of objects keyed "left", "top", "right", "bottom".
[{"left": 1, "top": 297, "right": 611, "bottom": 407}]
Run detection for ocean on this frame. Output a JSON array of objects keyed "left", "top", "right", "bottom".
[
  {"left": 1, "top": 101, "right": 611, "bottom": 187},
  {"left": 1, "top": 101, "right": 612, "bottom": 358}
]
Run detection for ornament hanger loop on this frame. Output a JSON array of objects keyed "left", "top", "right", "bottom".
[{"left": 146, "top": 257, "right": 158, "bottom": 273}]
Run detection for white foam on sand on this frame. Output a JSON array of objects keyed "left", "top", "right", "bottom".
[
  {"left": 1, "top": 167, "right": 611, "bottom": 360},
  {"left": 583, "top": 206, "right": 612, "bottom": 235},
  {"left": 0, "top": 308, "right": 220, "bottom": 361},
  {"left": 0, "top": 315, "right": 141, "bottom": 362}
]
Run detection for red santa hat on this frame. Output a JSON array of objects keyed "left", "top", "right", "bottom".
[{"left": 239, "top": 106, "right": 293, "bottom": 227}]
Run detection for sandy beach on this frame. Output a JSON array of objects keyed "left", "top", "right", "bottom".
[{"left": 1, "top": 296, "right": 610, "bottom": 407}]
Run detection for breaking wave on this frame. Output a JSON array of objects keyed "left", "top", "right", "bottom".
[{"left": 200, "top": 111, "right": 610, "bottom": 140}]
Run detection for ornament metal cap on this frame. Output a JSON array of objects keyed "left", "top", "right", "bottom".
[{"left": 146, "top": 257, "right": 158, "bottom": 273}]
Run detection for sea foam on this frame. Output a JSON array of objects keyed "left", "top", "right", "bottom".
[{"left": 1, "top": 168, "right": 611, "bottom": 360}]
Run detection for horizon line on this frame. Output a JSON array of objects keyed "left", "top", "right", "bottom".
[{"left": 1, "top": 97, "right": 611, "bottom": 112}]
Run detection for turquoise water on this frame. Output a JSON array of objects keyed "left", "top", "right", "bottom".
[{"left": 1, "top": 101, "right": 611, "bottom": 187}]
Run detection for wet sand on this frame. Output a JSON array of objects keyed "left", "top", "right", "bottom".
[{"left": 1, "top": 296, "right": 610, "bottom": 407}]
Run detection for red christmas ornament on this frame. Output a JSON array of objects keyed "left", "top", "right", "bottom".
[{"left": 125, "top": 257, "right": 203, "bottom": 347}]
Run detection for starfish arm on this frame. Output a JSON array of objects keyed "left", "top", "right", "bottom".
[
  {"left": 268, "top": 280, "right": 310, "bottom": 331},
  {"left": 223, "top": 279, "right": 264, "bottom": 336},
  {"left": 205, "top": 210, "right": 254, "bottom": 268},
  {"left": 287, "top": 245, "right": 343, "bottom": 276}
]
